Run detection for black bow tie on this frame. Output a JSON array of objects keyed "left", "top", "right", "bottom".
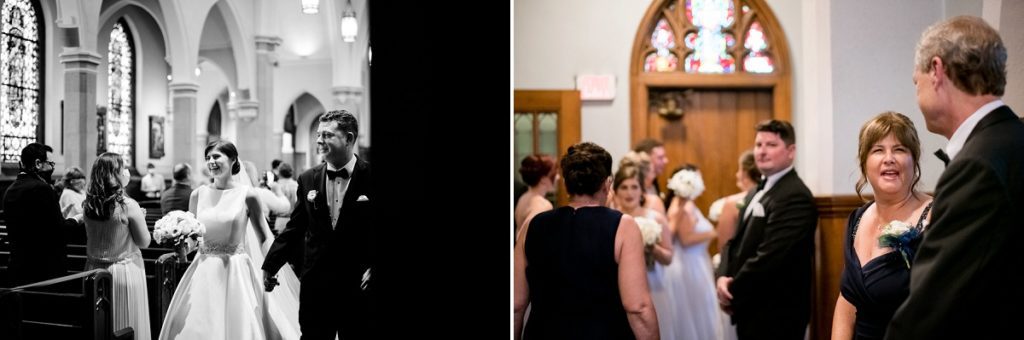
[
  {"left": 934, "top": 149, "right": 950, "bottom": 167},
  {"left": 326, "top": 168, "right": 350, "bottom": 180}
]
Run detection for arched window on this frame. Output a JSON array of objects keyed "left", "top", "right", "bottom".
[
  {"left": 105, "top": 19, "right": 135, "bottom": 166},
  {"left": 0, "top": 0, "right": 43, "bottom": 164},
  {"left": 641, "top": 0, "right": 776, "bottom": 74}
]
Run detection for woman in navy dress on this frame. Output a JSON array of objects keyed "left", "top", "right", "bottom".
[
  {"left": 514, "top": 142, "right": 659, "bottom": 340},
  {"left": 833, "top": 112, "right": 933, "bottom": 339}
]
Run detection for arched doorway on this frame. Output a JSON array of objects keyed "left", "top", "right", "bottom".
[{"left": 630, "top": 0, "right": 791, "bottom": 225}]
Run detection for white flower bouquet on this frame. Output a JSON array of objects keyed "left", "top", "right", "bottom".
[
  {"left": 667, "top": 169, "right": 705, "bottom": 200},
  {"left": 634, "top": 216, "right": 663, "bottom": 267},
  {"left": 153, "top": 210, "right": 206, "bottom": 260}
]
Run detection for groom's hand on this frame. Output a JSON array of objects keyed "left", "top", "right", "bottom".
[{"left": 263, "top": 270, "right": 279, "bottom": 292}]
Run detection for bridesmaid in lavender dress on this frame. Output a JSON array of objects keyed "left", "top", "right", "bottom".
[{"left": 82, "top": 152, "right": 152, "bottom": 340}]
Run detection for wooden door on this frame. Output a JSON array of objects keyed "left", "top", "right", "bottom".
[
  {"left": 513, "top": 90, "right": 581, "bottom": 208},
  {"left": 648, "top": 89, "right": 773, "bottom": 253}
]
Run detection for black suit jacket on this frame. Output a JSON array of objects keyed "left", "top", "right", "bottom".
[
  {"left": 717, "top": 169, "right": 818, "bottom": 334},
  {"left": 263, "top": 158, "right": 373, "bottom": 293},
  {"left": 2, "top": 174, "right": 82, "bottom": 285},
  {"left": 160, "top": 183, "right": 193, "bottom": 215},
  {"left": 887, "top": 106, "right": 1024, "bottom": 339}
]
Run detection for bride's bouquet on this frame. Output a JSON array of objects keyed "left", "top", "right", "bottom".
[
  {"left": 634, "top": 216, "right": 662, "bottom": 268},
  {"left": 153, "top": 210, "right": 206, "bottom": 261}
]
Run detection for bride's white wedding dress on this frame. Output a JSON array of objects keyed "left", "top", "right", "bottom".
[{"left": 158, "top": 185, "right": 300, "bottom": 340}]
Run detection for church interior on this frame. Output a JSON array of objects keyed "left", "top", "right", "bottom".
[
  {"left": 515, "top": 0, "right": 1024, "bottom": 338},
  {"left": 0, "top": 0, "right": 369, "bottom": 338}
]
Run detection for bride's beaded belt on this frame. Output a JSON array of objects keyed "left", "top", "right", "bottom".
[{"left": 199, "top": 241, "right": 245, "bottom": 255}]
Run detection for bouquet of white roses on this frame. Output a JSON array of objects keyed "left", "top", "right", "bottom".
[
  {"left": 878, "top": 220, "right": 921, "bottom": 268},
  {"left": 634, "top": 216, "right": 663, "bottom": 267},
  {"left": 667, "top": 169, "right": 705, "bottom": 200},
  {"left": 153, "top": 210, "right": 206, "bottom": 250}
]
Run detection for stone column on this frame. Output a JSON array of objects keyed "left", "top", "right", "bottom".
[
  {"left": 332, "top": 86, "right": 365, "bottom": 153},
  {"left": 169, "top": 82, "right": 199, "bottom": 172},
  {"left": 60, "top": 50, "right": 102, "bottom": 170},
  {"left": 234, "top": 35, "right": 281, "bottom": 171}
]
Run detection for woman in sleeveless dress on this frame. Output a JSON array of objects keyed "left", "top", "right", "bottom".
[
  {"left": 665, "top": 165, "right": 723, "bottom": 340},
  {"left": 833, "top": 112, "right": 932, "bottom": 339},
  {"left": 514, "top": 142, "right": 659, "bottom": 339},
  {"left": 158, "top": 140, "right": 300, "bottom": 340},
  {"left": 612, "top": 163, "right": 676, "bottom": 339},
  {"left": 82, "top": 152, "right": 152, "bottom": 340}
]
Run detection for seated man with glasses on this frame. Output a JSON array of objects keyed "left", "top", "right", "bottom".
[{"left": 2, "top": 143, "right": 87, "bottom": 285}]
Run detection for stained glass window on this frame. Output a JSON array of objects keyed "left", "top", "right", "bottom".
[
  {"left": 743, "top": 21, "right": 773, "bottom": 73},
  {"left": 1, "top": 0, "right": 41, "bottom": 163},
  {"left": 105, "top": 20, "right": 134, "bottom": 166},
  {"left": 684, "top": 0, "right": 735, "bottom": 74},
  {"left": 642, "top": 0, "right": 775, "bottom": 75},
  {"left": 644, "top": 19, "right": 678, "bottom": 72}
]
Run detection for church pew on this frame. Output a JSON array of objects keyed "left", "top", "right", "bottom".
[{"left": 0, "top": 269, "right": 133, "bottom": 340}]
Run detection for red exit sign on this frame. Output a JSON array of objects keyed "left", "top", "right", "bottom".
[{"left": 576, "top": 74, "right": 616, "bottom": 101}]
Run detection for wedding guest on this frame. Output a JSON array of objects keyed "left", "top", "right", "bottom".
[
  {"left": 664, "top": 165, "right": 722, "bottom": 340},
  {"left": 82, "top": 152, "right": 151, "bottom": 339},
  {"left": 514, "top": 142, "right": 659, "bottom": 340},
  {"left": 632, "top": 138, "right": 668, "bottom": 202},
  {"left": 832, "top": 112, "right": 932, "bottom": 340},
  {"left": 514, "top": 154, "right": 557, "bottom": 235},
  {"left": 716, "top": 120, "right": 818, "bottom": 339},
  {"left": 242, "top": 160, "right": 291, "bottom": 221},
  {"left": 612, "top": 164, "right": 675, "bottom": 339},
  {"left": 59, "top": 166, "right": 87, "bottom": 219},
  {"left": 272, "top": 163, "right": 299, "bottom": 233},
  {"left": 140, "top": 163, "right": 165, "bottom": 199},
  {"left": 160, "top": 163, "right": 193, "bottom": 215},
  {"left": 709, "top": 150, "right": 759, "bottom": 256},
  {"left": 3, "top": 143, "right": 83, "bottom": 285},
  {"left": 887, "top": 16, "right": 1024, "bottom": 339},
  {"left": 620, "top": 151, "right": 666, "bottom": 216}
]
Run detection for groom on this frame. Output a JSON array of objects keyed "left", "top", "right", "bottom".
[{"left": 263, "top": 110, "right": 373, "bottom": 339}]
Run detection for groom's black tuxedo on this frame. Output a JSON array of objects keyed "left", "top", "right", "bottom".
[
  {"left": 887, "top": 106, "right": 1024, "bottom": 339},
  {"left": 263, "top": 158, "right": 373, "bottom": 339},
  {"left": 717, "top": 169, "right": 818, "bottom": 339}
]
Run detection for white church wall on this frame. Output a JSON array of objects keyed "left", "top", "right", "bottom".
[
  {"left": 829, "top": 0, "right": 945, "bottom": 196},
  {"left": 999, "top": 1, "right": 1024, "bottom": 115}
]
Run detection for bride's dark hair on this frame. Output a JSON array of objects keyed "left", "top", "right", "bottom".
[
  {"left": 205, "top": 140, "right": 241, "bottom": 175},
  {"left": 83, "top": 152, "right": 127, "bottom": 221}
]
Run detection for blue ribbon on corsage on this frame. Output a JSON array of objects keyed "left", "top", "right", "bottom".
[{"left": 877, "top": 220, "right": 922, "bottom": 268}]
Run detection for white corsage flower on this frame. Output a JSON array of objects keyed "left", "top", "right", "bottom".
[
  {"left": 307, "top": 190, "right": 318, "bottom": 203},
  {"left": 878, "top": 220, "right": 921, "bottom": 268}
]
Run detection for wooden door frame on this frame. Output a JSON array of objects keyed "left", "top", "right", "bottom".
[
  {"left": 513, "top": 90, "right": 581, "bottom": 207},
  {"left": 629, "top": 0, "right": 792, "bottom": 148}
]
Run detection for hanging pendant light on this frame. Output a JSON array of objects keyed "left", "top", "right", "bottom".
[
  {"left": 340, "top": 0, "right": 358, "bottom": 43},
  {"left": 301, "top": 0, "right": 320, "bottom": 14}
]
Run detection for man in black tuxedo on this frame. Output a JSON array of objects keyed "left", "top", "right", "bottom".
[
  {"left": 2, "top": 143, "right": 84, "bottom": 286},
  {"left": 886, "top": 16, "right": 1024, "bottom": 339},
  {"left": 263, "top": 110, "right": 373, "bottom": 339},
  {"left": 715, "top": 120, "right": 818, "bottom": 339}
]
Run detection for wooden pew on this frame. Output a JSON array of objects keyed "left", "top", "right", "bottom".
[{"left": 0, "top": 269, "right": 133, "bottom": 340}]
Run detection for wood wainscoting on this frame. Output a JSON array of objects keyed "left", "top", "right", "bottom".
[{"left": 811, "top": 195, "right": 867, "bottom": 340}]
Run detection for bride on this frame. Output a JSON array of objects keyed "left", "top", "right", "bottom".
[{"left": 158, "top": 140, "right": 300, "bottom": 339}]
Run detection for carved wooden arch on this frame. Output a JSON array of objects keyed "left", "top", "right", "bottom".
[{"left": 628, "top": 0, "right": 792, "bottom": 146}]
